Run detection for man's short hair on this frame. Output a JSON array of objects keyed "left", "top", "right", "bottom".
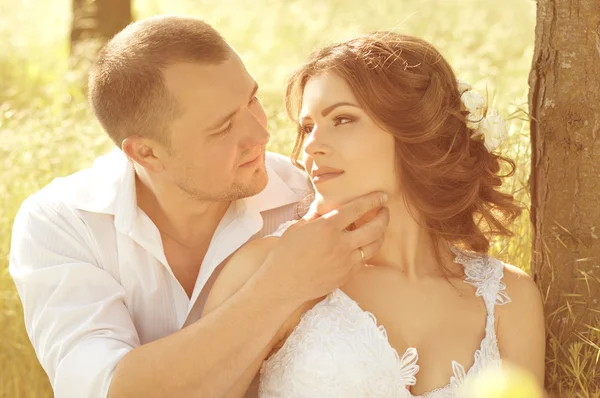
[{"left": 88, "top": 16, "right": 231, "bottom": 147}]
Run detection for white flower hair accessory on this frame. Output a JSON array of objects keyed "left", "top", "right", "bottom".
[{"left": 457, "top": 79, "right": 507, "bottom": 152}]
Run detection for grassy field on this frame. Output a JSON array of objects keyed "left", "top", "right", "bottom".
[{"left": 0, "top": 0, "right": 536, "bottom": 396}]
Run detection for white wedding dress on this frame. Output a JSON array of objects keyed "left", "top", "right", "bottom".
[{"left": 257, "top": 221, "right": 511, "bottom": 398}]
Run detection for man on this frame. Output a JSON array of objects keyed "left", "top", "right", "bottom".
[{"left": 9, "top": 15, "right": 389, "bottom": 398}]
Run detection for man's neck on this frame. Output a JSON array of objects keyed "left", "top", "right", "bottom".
[{"left": 135, "top": 172, "right": 231, "bottom": 249}]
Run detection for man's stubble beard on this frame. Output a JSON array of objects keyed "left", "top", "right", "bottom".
[{"left": 175, "top": 156, "right": 269, "bottom": 202}]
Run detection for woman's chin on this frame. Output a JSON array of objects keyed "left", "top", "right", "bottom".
[
  {"left": 315, "top": 195, "right": 352, "bottom": 216},
  {"left": 315, "top": 189, "right": 390, "bottom": 218}
]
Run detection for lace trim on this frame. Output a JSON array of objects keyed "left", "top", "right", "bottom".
[
  {"left": 337, "top": 289, "right": 421, "bottom": 386},
  {"left": 450, "top": 246, "right": 511, "bottom": 309},
  {"left": 410, "top": 360, "right": 466, "bottom": 398},
  {"left": 259, "top": 246, "right": 509, "bottom": 398},
  {"left": 334, "top": 288, "right": 499, "bottom": 398},
  {"left": 338, "top": 246, "right": 509, "bottom": 396}
]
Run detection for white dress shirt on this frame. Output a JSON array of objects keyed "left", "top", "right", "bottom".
[{"left": 9, "top": 148, "right": 311, "bottom": 398}]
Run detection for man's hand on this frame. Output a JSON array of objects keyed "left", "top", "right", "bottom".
[{"left": 259, "top": 191, "right": 389, "bottom": 307}]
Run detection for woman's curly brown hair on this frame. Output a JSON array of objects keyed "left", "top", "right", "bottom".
[{"left": 286, "top": 32, "right": 522, "bottom": 257}]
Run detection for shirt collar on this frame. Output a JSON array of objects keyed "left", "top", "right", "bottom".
[
  {"left": 69, "top": 148, "right": 303, "bottom": 229},
  {"left": 243, "top": 154, "right": 302, "bottom": 213}
]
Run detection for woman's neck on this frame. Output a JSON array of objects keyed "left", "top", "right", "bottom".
[{"left": 354, "top": 197, "right": 456, "bottom": 279}]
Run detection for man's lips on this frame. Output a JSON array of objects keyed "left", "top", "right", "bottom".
[{"left": 240, "top": 154, "right": 262, "bottom": 167}]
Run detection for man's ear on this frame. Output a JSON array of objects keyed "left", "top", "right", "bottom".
[{"left": 122, "top": 136, "right": 167, "bottom": 172}]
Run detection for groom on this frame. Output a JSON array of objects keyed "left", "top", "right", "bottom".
[{"left": 9, "top": 15, "right": 389, "bottom": 398}]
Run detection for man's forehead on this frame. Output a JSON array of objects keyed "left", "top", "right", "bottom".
[
  {"left": 163, "top": 57, "right": 252, "bottom": 104},
  {"left": 163, "top": 57, "right": 256, "bottom": 130}
]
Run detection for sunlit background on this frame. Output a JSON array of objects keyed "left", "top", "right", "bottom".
[{"left": 0, "top": 0, "right": 536, "bottom": 396}]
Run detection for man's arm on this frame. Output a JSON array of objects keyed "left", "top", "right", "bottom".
[
  {"left": 11, "top": 191, "right": 388, "bottom": 398},
  {"left": 9, "top": 198, "right": 141, "bottom": 398},
  {"left": 109, "top": 255, "right": 298, "bottom": 398},
  {"left": 10, "top": 197, "right": 299, "bottom": 398},
  {"left": 112, "top": 188, "right": 389, "bottom": 397},
  {"left": 200, "top": 237, "right": 321, "bottom": 398}
]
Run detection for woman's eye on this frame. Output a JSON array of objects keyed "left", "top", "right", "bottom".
[
  {"left": 301, "top": 125, "right": 314, "bottom": 135},
  {"left": 334, "top": 116, "right": 353, "bottom": 126}
]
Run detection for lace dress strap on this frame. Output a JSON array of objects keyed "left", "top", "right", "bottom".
[{"left": 450, "top": 247, "right": 511, "bottom": 318}]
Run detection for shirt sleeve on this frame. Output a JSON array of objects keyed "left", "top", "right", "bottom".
[{"left": 9, "top": 196, "right": 141, "bottom": 398}]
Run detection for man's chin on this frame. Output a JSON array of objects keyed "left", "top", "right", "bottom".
[{"left": 234, "top": 166, "right": 269, "bottom": 199}]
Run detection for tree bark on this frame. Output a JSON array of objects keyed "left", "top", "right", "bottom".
[
  {"left": 529, "top": 0, "right": 600, "bottom": 394},
  {"left": 70, "top": 0, "right": 132, "bottom": 54}
]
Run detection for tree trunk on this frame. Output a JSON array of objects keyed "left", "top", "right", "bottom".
[
  {"left": 70, "top": 0, "right": 132, "bottom": 54},
  {"left": 529, "top": 0, "right": 600, "bottom": 395},
  {"left": 68, "top": 0, "right": 132, "bottom": 95}
]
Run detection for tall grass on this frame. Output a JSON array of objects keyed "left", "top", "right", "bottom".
[{"left": 0, "top": 0, "right": 536, "bottom": 396}]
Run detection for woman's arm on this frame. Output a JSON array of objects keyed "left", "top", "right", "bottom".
[{"left": 496, "top": 264, "right": 546, "bottom": 387}]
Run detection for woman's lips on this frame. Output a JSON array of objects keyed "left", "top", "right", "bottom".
[{"left": 312, "top": 171, "right": 344, "bottom": 184}]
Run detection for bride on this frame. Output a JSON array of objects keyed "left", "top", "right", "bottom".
[{"left": 201, "top": 32, "right": 545, "bottom": 397}]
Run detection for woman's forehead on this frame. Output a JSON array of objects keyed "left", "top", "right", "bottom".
[{"left": 300, "top": 73, "right": 357, "bottom": 115}]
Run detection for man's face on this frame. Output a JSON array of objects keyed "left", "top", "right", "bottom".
[{"left": 159, "top": 51, "right": 270, "bottom": 202}]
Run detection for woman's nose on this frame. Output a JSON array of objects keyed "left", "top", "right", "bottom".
[{"left": 303, "top": 126, "right": 331, "bottom": 158}]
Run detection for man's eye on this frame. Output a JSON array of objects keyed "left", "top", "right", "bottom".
[{"left": 215, "top": 124, "right": 232, "bottom": 136}]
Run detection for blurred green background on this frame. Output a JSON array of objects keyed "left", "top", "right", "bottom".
[{"left": 0, "top": 0, "right": 535, "bottom": 396}]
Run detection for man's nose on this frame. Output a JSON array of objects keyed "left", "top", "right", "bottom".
[{"left": 241, "top": 108, "right": 270, "bottom": 148}]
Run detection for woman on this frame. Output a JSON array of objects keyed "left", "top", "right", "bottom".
[{"left": 202, "top": 32, "right": 545, "bottom": 397}]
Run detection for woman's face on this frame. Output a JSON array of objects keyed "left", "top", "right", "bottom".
[{"left": 300, "top": 72, "right": 399, "bottom": 215}]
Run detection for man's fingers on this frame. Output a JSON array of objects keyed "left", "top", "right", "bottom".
[
  {"left": 359, "top": 236, "right": 385, "bottom": 261},
  {"left": 323, "top": 192, "right": 388, "bottom": 230},
  {"left": 345, "top": 207, "right": 389, "bottom": 250},
  {"left": 350, "top": 237, "right": 384, "bottom": 272}
]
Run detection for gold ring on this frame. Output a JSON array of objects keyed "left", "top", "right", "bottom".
[{"left": 359, "top": 247, "right": 366, "bottom": 265}]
